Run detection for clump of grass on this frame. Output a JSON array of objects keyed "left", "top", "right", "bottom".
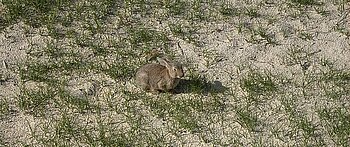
[
  {"left": 247, "top": 27, "right": 278, "bottom": 45},
  {"left": 334, "top": 24, "right": 350, "bottom": 38},
  {"left": 18, "top": 62, "right": 57, "bottom": 83},
  {"left": 293, "top": 115, "right": 321, "bottom": 145},
  {"left": 298, "top": 32, "right": 314, "bottom": 41},
  {"left": 100, "top": 59, "right": 139, "bottom": 81},
  {"left": 256, "top": 27, "right": 278, "bottom": 45},
  {"left": 89, "top": 113, "right": 131, "bottom": 146},
  {"left": 2, "top": 0, "right": 73, "bottom": 29},
  {"left": 0, "top": 98, "right": 10, "bottom": 117},
  {"left": 290, "top": 0, "right": 323, "bottom": 6},
  {"left": 30, "top": 113, "right": 85, "bottom": 146},
  {"left": 220, "top": 7, "right": 240, "bottom": 16},
  {"left": 143, "top": 93, "right": 225, "bottom": 135},
  {"left": 113, "top": 91, "right": 172, "bottom": 146},
  {"left": 245, "top": 8, "right": 260, "bottom": 18},
  {"left": 90, "top": 45, "right": 113, "bottom": 57},
  {"left": 17, "top": 86, "right": 56, "bottom": 117},
  {"left": 318, "top": 108, "right": 350, "bottom": 146},
  {"left": 236, "top": 108, "right": 258, "bottom": 132},
  {"left": 164, "top": 0, "right": 188, "bottom": 16},
  {"left": 285, "top": 45, "right": 319, "bottom": 69},
  {"left": 177, "top": 70, "right": 227, "bottom": 95},
  {"left": 172, "top": 103, "right": 201, "bottom": 132},
  {"left": 17, "top": 80, "right": 96, "bottom": 116},
  {"left": 55, "top": 114, "right": 81, "bottom": 143},
  {"left": 322, "top": 69, "right": 350, "bottom": 86},
  {"left": 18, "top": 58, "right": 88, "bottom": 83},
  {"left": 18, "top": 42, "right": 92, "bottom": 83},
  {"left": 189, "top": 0, "right": 215, "bottom": 22},
  {"left": 320, "top": 67, "right": 350, "bottom": 100},
  {"left": 314, "top": 7, "right": 330, "bottom": 16},
  {"left": 279, "top": 91, "right": 326, "bottom": 146},
  {"left": 169, "top": 22, "right": 203, "bottom": 46},
  {"left": 129, "top": 27, "right": 170, "bottom": 50},
  {"left": 152, "top": 98, "right": 202, "bottom": 132},
  {"left": 57, "top": 90, "right": 96, "bottom": 113},
  {"left": 240, "top": 71, "right": 278, "bottom": 97}
]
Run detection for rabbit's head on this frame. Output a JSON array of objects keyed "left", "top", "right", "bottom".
[{"left": 157, "top": 57, "right": 184, "bottom": 79}]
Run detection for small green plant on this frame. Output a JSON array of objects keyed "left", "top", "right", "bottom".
[
  {"left": 299, "top": 32, "right": 314, "bottom": 40},
  {"left": 129, "top": 27, "right": 170, "bottom": 50},
  {"left": 255, "top": 27, "right": 278, "bottom": 45},
  {"left": 173, "top": 105, "right": 201, "bottom": 133},
  {"left": 17, "top": 86, "right": 56, "bottom": 117},
  {"left": 335, "top": 0, "right": 348, "bottom": 12},
  {"left": 0, "top": 98, "right": 10, "bottom": 117},
  {"left": 293, "top": 116, "right": 319, "bottom": 141},
  {"left": 236, "top": 108, "right": 258, "bottom": 132},
  {"left": 169, "top": 22, "right": 202, "bottom": 46},
  {"left": 100, "top": 60, "right": 138, "bottom": 80},
  {"left": 129, "top": 28, "right": 161, "bottom": 44},
  {"left": 285, "top": 46, "right": 320, "bottom": 69},
  {"left": 189, "top": 0, "right": 215, "bottom": 21},
  {"left": 318, "top": 108, "right": 350, "bottom": 146},
  {"left": 314, "top": 7, "right": 330, "bottom": 16},
  {"left": 322, "top": 70, "right": 350, "bottom": 86},
  {"left": 220, "top": 7, "right": 240, "bottom": 16},
  {"left": 183, "top": 73, "right": 210, "bottom": 94},
  {"left": 245, "top": 8, "right": 260, "bottom": 18},
  {"left": 54, "top": 114, "right": 82, "bottom": 145},
  {"left": 165, "top": 0, "right": 188, "bottom": 16},
  {"left": 143, "top": 95, "right": 201, "bottom": 132},
  {"left": 240, "top": 71, "right": 278, "bottom": 97},
  {"left": 58, "top": 91, "right": 95, "bottom": 113},
  {"left": 91, "top": 113, "right": 130, "bottom": 146},
  {"left": 320, "top": 67, "right": 350, "bottom": 100},
  {"left": 334, "top": 22, "right": 350, "bottom": 38},
  {"left": 291, "top": 0, "right": 322, "bottom": 6},
  {"left": 46, "top": 24, "right": 68, "bottom": 39},
  {"left": 19, "top": 58, "right": 88, "bottom": 83},
  {"left": 18, "top": 62, "right": 56, "bottom": 83},
  {"left": 2, "top": 0, "right": 72, "bottom": 28}
]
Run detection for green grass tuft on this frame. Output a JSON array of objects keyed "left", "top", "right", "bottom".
[
  {"left": 220, "top": 7, "right": 240, "bottom": 16},
  {"left": 318, "top": 108, "right": 350, "bottom": 146},
  {"left": 2, "top": 0, "right": 72, "bottom": 28},
  {"left": 241, "top": 71, "right": 278, "bottom": 96},
  {"left": 236, "top": 108, "right": 258, "bottom": 132},
  {"left": 17, "top": 86, "right": 56, "bottom": 117},
  {"left": 165, "top": 0, "right": 188, "bottom": 16},
  {"left": 0, "top": 98, "right": 10, "bottom": 117},
  {"left": 290, "top": 0, "right": 323, "bottom": 6}
]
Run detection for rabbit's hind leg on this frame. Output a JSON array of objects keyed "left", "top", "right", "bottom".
[{"left": 136, "top": 72, "right": 150, "bottom": 90}]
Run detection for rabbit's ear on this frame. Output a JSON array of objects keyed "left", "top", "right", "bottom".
[{"left": 157, "top": 57, "right": 170, "bottom": 67}]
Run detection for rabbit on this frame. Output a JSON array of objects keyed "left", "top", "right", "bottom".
[{"left": 135, "top": 57, "right": 184, "bottom": 93}]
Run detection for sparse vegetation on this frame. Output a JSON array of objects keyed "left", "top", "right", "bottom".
[
  {"left": 0, "top": 98, "right": 10, "bottom": 117},
  {"left": 0, "top": 0, "right": 349, "bottom": 146}
]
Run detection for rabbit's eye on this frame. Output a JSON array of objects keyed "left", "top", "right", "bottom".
[{"left": 173, "top": 68, "right": 177, "bottom": 71}]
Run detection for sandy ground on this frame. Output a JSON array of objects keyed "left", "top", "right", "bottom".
[{"left": 0, "top": 0, "right": 350, "bottom": 146}]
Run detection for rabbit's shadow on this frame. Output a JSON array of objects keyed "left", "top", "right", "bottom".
[{"left": 173, "top": 78, "right": 228, "bottom": 95}]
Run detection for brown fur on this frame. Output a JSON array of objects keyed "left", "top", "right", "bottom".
[{"left": 135, "top": 57, "right": 184, "bottom": 93}]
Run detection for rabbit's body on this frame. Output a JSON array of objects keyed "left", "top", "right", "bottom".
[{"left": 135, "top": 58, "right": 183, "bottom": 92}]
